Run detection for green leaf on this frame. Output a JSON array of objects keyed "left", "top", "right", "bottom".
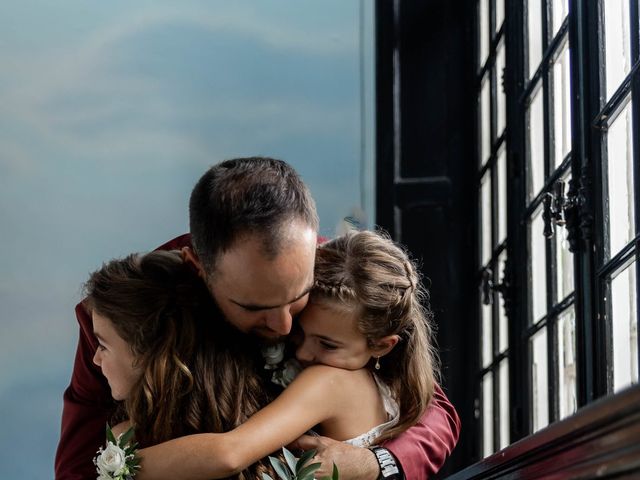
[
  {"left": 268, "top": 456, "right": 292, "bottom": 480},
  {"left": 296, "top": 449, "right": 317, "bottom": 472},
  {"left": 261, "top": 474, "right": 275, "bottom": 480},
  {"left": 105, "top": 424, "right": 116, "bottom": 444},
  {"left": 295, "top": 461, "right": 322, "bottom": 480},
  {"left": 118, "top": 426, "right": 135, "bottom": 447},
  {"left": 332, "top": 462, "right": 340, "bottom": 480},
  {"left": 282, "top": 446, "right": 298, "bottom": 473}
]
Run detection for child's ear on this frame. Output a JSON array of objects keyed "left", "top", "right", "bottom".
[{"left": 372, "top": 334, "right": 400, "bottom": 357}]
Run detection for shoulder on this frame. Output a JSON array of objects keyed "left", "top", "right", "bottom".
[{"left": 291, "top": 365, "right": 371, "bottom": 393}]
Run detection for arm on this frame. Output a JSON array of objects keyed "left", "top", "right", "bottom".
[
  {"left": 135, "top": 365, "right": 354, "bottom": 480},
  {"left": 384, "top": 384, "right": 461, "bottom": 480},
  {"left": 55, "top": 303, "right": 116, "bottom": 480},
  {"left": 289, "top": 384, "right": 460, "bottom": 480}
]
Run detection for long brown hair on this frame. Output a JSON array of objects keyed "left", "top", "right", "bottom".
[
  {"left": 312, "top": 230, "right": 439, "bottom": 443},
  {"left": 84, "top": 250, "right": 274, "bottom": 479}
]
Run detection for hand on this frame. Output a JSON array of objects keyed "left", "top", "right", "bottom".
[{"left": 288, "top": 434, "right": 380, "bottom": 480}]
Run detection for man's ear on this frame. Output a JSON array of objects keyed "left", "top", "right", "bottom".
[
  {"left": 182, "top": 247, "right": 206, "bottom": 279},
  {"left": 372, "top": 334, "right": 400, "bottom": 357}
]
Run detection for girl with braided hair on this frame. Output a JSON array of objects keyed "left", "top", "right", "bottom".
[{"left": 133, "top": 229, "right": 438, "bottom": 480}]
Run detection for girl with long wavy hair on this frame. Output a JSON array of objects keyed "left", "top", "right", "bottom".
[{"left": 85, "top": 250, "right": 275, "bottom": 479}]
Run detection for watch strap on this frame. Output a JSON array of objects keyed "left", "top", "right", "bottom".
[{"left": 368, "top": 446, "right": 403, "bottom": 480}]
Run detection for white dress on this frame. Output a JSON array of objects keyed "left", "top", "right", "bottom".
[{"left": 343, "top": 375, "right": 400, "bottom": 447}]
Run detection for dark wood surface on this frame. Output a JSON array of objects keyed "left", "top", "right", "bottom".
[{"left": 445, "top": 385, "right": 640, "bottom": 479}]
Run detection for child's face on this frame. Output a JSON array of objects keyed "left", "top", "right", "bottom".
[
  {"left": 92, "top": 311, "right": 142, "bottom": 401},
  {"left": 295, "top": 301, "right": 375, "bottom": 370}
]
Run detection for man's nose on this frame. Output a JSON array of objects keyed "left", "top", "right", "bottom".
[{"left": 265, "top": 307, "right": 293, "bottom": 336}]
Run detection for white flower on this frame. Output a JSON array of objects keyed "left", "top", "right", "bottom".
[
  {"left": 271, "top": 358, "right": 303, "bottom": 388},
  {"left": 261, "top": 342, "right": 286, "bottom": 370},
  {"left": 96, "top": 442, "right": 127, "bottom": 476}
]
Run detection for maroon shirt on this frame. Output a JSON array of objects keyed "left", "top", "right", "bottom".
[{"left": 55, "top": 234, "right": 460, "bottom": 479}]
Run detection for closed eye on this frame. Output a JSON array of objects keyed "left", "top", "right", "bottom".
[{"left": 320, "top": 341, "right": 339, "bottom": 350}]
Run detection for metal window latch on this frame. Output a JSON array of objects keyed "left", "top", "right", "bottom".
[
  {"left": 481, "top": 267, "right": 508, "bottom": 305},
  {"left": 543, "top": 180, "right": 582, "bottom": 239}
]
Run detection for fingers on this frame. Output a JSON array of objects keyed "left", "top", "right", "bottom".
[{"left": 287, "top": 434, "right": 322, "bottom": 452}]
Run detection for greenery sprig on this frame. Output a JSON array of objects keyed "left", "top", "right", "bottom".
[{"left": 262, "top": 447, "right": 339, "bottom": 480}]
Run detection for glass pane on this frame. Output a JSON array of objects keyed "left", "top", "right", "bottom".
[
  {"left": 482, "top": 372, "right": 494, "bottom": 457},
  {"left": 482, "top": 171, "right": 493, "bottom": 266},
  {"left": 498, "top": 250, "right": 509, "bottom": 352},
  {"left": 499, "top": 359, "right": 510, "bottom": 449},
  {"left": 604, "top": 0, "right": 632, "bottom": 99},
  {"left": 497, "top": 147, "right": 508, "bottom": 245},
  {"left": 551, "top": 0, "right": 569, "bottom": 39},
  {"left": 496, "top": 41, "right": 507, "bottom": 137},
  {"left": 552, "top": 44, "right": 572, "bottom": 170},
  {"left": 532, "top": 327, "right": 549, "bottom": 432},
  {"left": 612, "top": 261, "right": 638, "bottom": 392},
  {"left": 528, "top": 0, "right": 543, "bottom": 77},
  {"left": 556, "top": 177, "right": 574, "bottom": 302},
  {"left": 480, "top": 0, "right": 490, "bottom": 68},
  {"left": 496, "top": 0, "right": 505, "bottom": 34},
  {"left": 557, "top": 307, "right": 577, "bottom": 419},
  {"left": 528, "top": 87, "right": 545, "bottom": 200},
  {"left": 606, "top": 101, "right": 636, "bottom": 260},
  {"left": 482, "top": 297, "right": 493, "bottom": 368},
  {"left": 481, "top": 75, "right": 492, "bottom": 164},
  {"left": 531, "top": 206, "right": 548, "bottom": 323}
]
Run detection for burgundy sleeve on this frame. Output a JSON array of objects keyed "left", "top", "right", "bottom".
[
  {"left": 54, "top": 303, "right": 115, "bottom": 480},
  {"left": 55, "top": 234, "right": 192, "bottom": 480},
  {"left": 383, "top": 384, "right": 461, "bottom": 480}
]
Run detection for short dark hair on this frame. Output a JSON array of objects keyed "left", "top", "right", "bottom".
[{"left": 189, "top": 157, "right": 319, "bottom": 272}]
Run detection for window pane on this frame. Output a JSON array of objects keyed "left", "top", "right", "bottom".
[
  {"left": 606, "top": 101, "right": 636, "bottom": 260},
  {"left": 499, "top": 359, "right": 510, "bottom": 449},
  {"left": 480, "top": 0, "right": 490, "bottom": 68},
  {"left": 528, "top": 0, "right": 543, "bottom": 77},
  {"left": 496, "top": 0, "right": 505, "bottom": 34},
  {"left": 557, "top": 307, "right": 577, "bottom": 419},
  {"left": 551, "top": 0, "right": 569, "bottom": 39},
  {"left": 553, "top": 44, "right": 571, "bottom": 170},
  {"left": 497, "top": 147, "right": 508, "bottom": 245},
  {"left": 496, "top": 41, "right": 507, "bottom": 137},
  {"left": 532, "top": 327, "right": 549, "bottom": 432},
  {"left": 482, "top": 171, "right": 493, "bottom": 266},
  {"left": 604, "top": 0, "right": 632, "bottom": 99},
  {"left": 482, "top": 297, "right": 493, "bottom": 368},
  {"left": 482, "top": 372, "right": 494, "bottom": 457},
  {"left": 528, "top": 87, "right": 545, "bottom": 200},
  {"left": 556, "top": 219, "right": 575, "bottom": 302},
  {"left": 556, "top": 177, "right": 574, "bottom": 302},
  {"left": 531, "top": 206, "right": 548, "bottom": 323},
  {"left": 498, "top": 250, "right": 509, "bottom": 352},
  {"left": 481, "top": 75, "right": 492, "bottom": 164},
  {"left": 612, "top": 261, "right": 638, "bottom": 392}
]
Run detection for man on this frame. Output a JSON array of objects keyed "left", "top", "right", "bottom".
[{"left": 55, "top": 157, "right": 460, "bottom": 479}]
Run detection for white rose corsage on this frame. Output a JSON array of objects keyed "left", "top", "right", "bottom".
[
  {"left": 94, "top": 424, "right": 140, "bottom": 480},
  {"left": 261, "top": 342, "right": 286, "bottom": 370},
  {"left": 261, "top": 342, "right": 303, "bottom": 388}
]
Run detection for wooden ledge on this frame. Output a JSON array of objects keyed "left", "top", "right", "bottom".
[{"left": 447, "top": 385, "right": 640, "bottom": 479}]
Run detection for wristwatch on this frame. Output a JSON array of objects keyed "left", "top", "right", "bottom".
[{"left": 368, "top": 446, "right": 404, "bottom": 480}]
